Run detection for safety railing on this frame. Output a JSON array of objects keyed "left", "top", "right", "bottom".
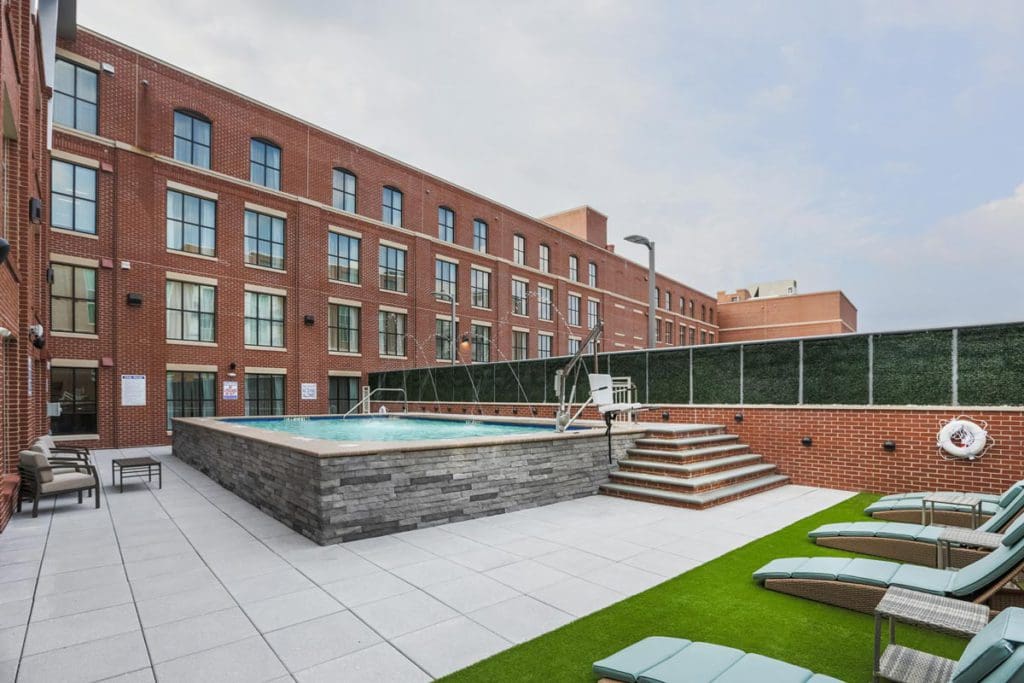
[{"left": 342, "top": 387, "right": 408, "bottom": 418}]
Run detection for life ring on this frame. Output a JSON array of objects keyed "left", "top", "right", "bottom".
[{"left": 937, "top": 418, "right": 988, "bottom": 459}]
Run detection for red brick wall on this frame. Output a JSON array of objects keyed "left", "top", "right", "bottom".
[{"left": 379, "top": 401, "right": 1024, "bottom": 496}]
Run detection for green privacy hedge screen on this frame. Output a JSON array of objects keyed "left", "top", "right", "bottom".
[{"left": 369, "top": 322, "right": 1024, "bottom": 407}]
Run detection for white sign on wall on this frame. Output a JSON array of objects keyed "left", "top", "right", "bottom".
[
  {"left": 301, "top": 383, "right": 317, "bottom": 400},
  {"left": 121, "top": 374, "right": 146, "bottom": 406},
  {"left": 222, "top": 381, "right": 239, "bottom": 400}
]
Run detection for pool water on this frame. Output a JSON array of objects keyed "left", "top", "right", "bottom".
[{"left": 228, "top": 415, "right": 564, "bottom": 442}]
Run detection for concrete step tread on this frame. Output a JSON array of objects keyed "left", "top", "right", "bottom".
[
  {"left": 636, "top": 434, "right": 739, "bottom": 448},
  {"left": 641, "top": 424, "right": 725, "bottom": 436},
  {"left": 600, "top": 474, "right": 791, "bottom": 506},
  {"left": 618, "top": 453, "right": 764, "bottom": 475},
  {"left": 610, "top": 463, "right": 778, "bottom": 489},
  {"left": 625, "top": 444, "right": 749, "bottom": 460}
]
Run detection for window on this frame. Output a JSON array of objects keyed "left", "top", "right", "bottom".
[
  {"left": 244, "top": 210, "right": 285, "bottom": 270},
  {"left": 568, "top": 338, "right": 580, "bottom": 355},
  {"left": 588, "top": 262, "right": 598, "bottom": 287},
  {"left": 435, "top": 318, "right": 453, "bottom": 361},
  {"left": 244, "top": 291, "right": 285, "bottom": 347},
  {"left": 689, "top": 327, "right": 696, "bottom": 345},
  {"left": 701, "top": 330, "right": 707, "bottom": 345},
  {"left": 50, "top": 264, "right": 96, "bottom": 334},
  {"left": 250, "top": 139, "right": 281, "bottom": 190},
  {"left": 473, "top": 219, "right": 488, "bottom": 252},
  {"left": 245, "top": 374, "right": 283, "bottom": 416},
  {"left": 328, "top": 232, "right": 360, "bottom": 284},
  {"left": 332, "top": 169, "right": 357, "bottom": 212},
  {"left": 709, "top": 332, "right": 715, "bottom": 343},
  {"left": 382, "top": 186, "right": 403, "bottom": 226},
  {"left": 512, "top": 279, "right": 528, "bottom": 316},
  {"left": 379, "top": 310, "right": 407, "bottom": 357},
  {"left": 665, "top": 291, "right": 672, "bottom": 310},
  {"left": 471, "top": 324, "right": 490, "bottom": 362},
  {"left": 569, "top": 255, "right": 579, "bottom": 282},
  {"left": 435, "top": 259, "right": 457, "bottom": 301},
  {"left": 538, "top": 334, "right": 552, "bottom": 359},
  {"left": 537, "top": 285, "right": 553, "bottom": 321},
  {"left": 328, "top": 304, "right": 360, "bottom": 353},
  {"left": 470, "top": 268, "right": 490, "bottom": 308},
  {"left": 167, "top": 190, "right": 216, "bottom": 256},
  {"left": 166, "top": 371, "right": 215, "bottom": 430},
  {"left": 701, "top": 304, "right": 707, "bottom": 322},
  {"left": 166, "top": 280, "right": 216, "bottom": 342},
  {"left": 513, "top": 234, "right": 526, "bottom": 265},
  {"left": 539, "top": 244, "right": 550, "bottom": 273},
  {"left": 51, "top": 160, "right": 96, "bottom": 234},
  {"left": 709, "top": 308, "right": 714, "bottom": 325},
  {"left": 655, "top": 319, "right": 662, "bottom": 343},
  {"left": 656, "top": 287, "right": 661, "bottom": 309},
  {"left": 50, "top": 367, "right": 97, "bottom": 435},
  {"left": 689, "top": 300, "right": 695, "bottom": 317},
  {"left": 173, "top": 111, "right": 211, "bottom": 168},
  {"left": 329, "top": 376, "right": 359, "bottom": 414},
  {"left": 587, "top": 299, "right": 600, "bottom": 330},
  {"left": 512, "top": 331, "right": 528, "bottom": 360},
  {"left": 568, "top": 294, "right": 581, "bottom": 326},
  {"left": 54, "top": 59, "right": 97, "bottom": 134},
  {"left": 378, "top": 245, "right": 407, "bottom": 292},
  {"left": 680, "top": 296, "right": 686, "bottom": 313},
  {"left": 665, "top": 320, "right": 673, "bottom": 345},
  {"left": 438, "top": 207, "right": 455, "bottom": 242}
]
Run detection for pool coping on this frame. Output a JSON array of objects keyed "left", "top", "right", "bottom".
[{"left": 173, "top": 413, "right": 648, "bottom": 458}]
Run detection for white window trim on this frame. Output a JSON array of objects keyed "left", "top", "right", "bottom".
[
  {"left": 166, "top": 271, "right": 218, "bottom": 286},
  {"left": 245, "top": 367, "right": 287, "bottom": 375},
  {"left": 167, "top": 363, "right": 218, "bottom": 372},
  {"left": 379, "top": 305, "right": 408, "bottom": 314},
  {"left": 51, "top": 149, "right": 100, "bottom": 169},
  {"left": 378, "top": 238, "right": 408, "bottom": 251},
  {"left": 328, "top": 370, "right": 362, "bottom": 377},
  {"left": 50, "top": 358, "right": 99, "bottom": 368},
  {"left": 328, "top": 297, "right": 362, "bottom": 307},
  {"left": 244, "top": 283, "right": 287, "bottom": 296},
  {"left": 470, "top": 263, "right": 492, "bottom": 273},
  {"left": 55, "top": 48, "right": 102, "bottom": 71},
  {"left": 244, "top": 202, "right": 287, "bottom": 219},
  {"left": 167, "top": 180, "right": 218, "bottom": 200},
  {"left": 50, "top": 253, "right": 99, "bottom": 268},
  {"left": 435, "top": 254, "right": 460, "bottom": 265},
  {"left": 328, "top": 225, "right": 362, "bottom": 238}
]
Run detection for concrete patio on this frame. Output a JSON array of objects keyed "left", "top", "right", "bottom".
[{"left": 0, "top": 446, "right": 853, "bottom": 682}]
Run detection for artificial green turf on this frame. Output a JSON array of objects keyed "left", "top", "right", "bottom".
[{"left": 439, "top": 493, "right": 967, "bottom": 683}]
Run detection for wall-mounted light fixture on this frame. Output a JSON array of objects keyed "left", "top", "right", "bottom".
[
  {"left": 734, "top": 413, "right": 744, "bottom": 423},
  {"left": 662, "top": 411, "right": 670, "bottom": 421},
  {"left": 126, "top": 293, "right": 143, "bottom": 306},
  {"left": 303, "top": 314, "right": 315, "bottom": 326},
  {"left": 227, "top": 362, "right": 238, "bottom": 378},
  {"left": 801, "top": 436, "right": 813, "bottom": 447},
  {"left": 883, "top": 440, "right": 897, "bottom": 452},
  {"left": 0, "top": 238, "right": 9, "bottom": 266}
]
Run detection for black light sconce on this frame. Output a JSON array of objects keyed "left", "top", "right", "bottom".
[
  {"left": 662, "top": 411, "right": 670, "bottom": 421},
  {"left": 0, "top": 238, "right": 10, "bottom": 266},
  {"left": 512, "top": 408, "right": 518, "bottom": 415},
  {"left": 227, "top": 362, "right": 237, "bottom": 378},
  {"left": 531, "top": 408, "right": 538, "bottom": 416},
  {"left": 734, "top": 413, "right": 744, "bottom": 423},
  {"left": 493, "top": 408, "right": 499, "bottom": 415},
  {"left": 28, "top": 197, "right": 42, "bottom": 223},
  {"left": 433, "top": 406, "right": 439, "bottom": 412},
  {"left": 883, "top": 440, "right": 897, "bottom": 452},
  {"left": 801, "top": 436, "right": 813, "bottom": 447},
  {"left": 303, "top": 314, "right": 315, "bottom": 326},
  {"left": 126, "top": 292, "right": 143, "bottom": 306},
  {"left": 462, "top": 407, "right": 467, "bottom": 413}
]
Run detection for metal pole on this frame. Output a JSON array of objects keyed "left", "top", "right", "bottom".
[
  {"left": 451, "top": 294, "right": 457, "bottom": 367},
  {"left": 647, "top": 242, "right": 656, "bottom": 348}
]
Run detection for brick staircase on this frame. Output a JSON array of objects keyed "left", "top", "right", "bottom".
[{"left": 600, "top": 424, "right": 790, "bottom": 508}]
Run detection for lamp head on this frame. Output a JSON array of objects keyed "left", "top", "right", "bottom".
[
  {"left": 624, "top": 234, "right": 652, "bottom": 249},
  {"left": 459, "top": 334, "right": 471, "bottom": 350}
]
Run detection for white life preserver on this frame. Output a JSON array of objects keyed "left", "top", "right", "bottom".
[{"left": 937, "top": 419, "right": 988, "bottom": 459}]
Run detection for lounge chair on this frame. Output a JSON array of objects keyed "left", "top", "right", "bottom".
[
  {"left": 753, "top": 518, "right": 1024, "bottom": 615},
  {"left": 35, "top": 434, "right": 92, "bottom": 461},
  {"left": 809, "top": 481, "right": 1024, "bottom": 567},
  {"left": 17, "top": 450, "right": 101, "bottom": 518},
  {"left": 864, "top": 482, "right": 1023, "bottom": 526}
]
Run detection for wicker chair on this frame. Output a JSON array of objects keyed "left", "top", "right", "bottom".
[{"left": 17, "top": 450, "right": 101, "bottom": 518}]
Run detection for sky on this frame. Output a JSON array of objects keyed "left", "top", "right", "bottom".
[{"left": 79, "top": 0, "right": 1024, "bottom": 332}]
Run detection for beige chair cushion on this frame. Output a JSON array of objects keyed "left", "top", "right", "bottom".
[
  {"left": 41, "top": 472, "right": 95, "bottom": 494},
  {"left": 38, "top": 435, "right": 57, "bottom": 449},
  {"left": 20, "top": 450, "right": 53, "bottom": 484}
]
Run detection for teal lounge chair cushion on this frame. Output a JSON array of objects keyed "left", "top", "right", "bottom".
[
  {"left": 807, "top": 523, "right": 848, "bottom": 538},
  {"left": 792, "top": 558, "right": 854, "bottom": 581},
  {"left": 712, "top": 653, "right": 814, "bottom": 683},
  {"left": 875, "top": 523, "right": 930, "bottom": 540},
  {"left": 1000, "top": 485, "right": 1024, "bottom": 508},
  {"left": 889, "top": 564, "right": 957, "bottom": 595},
  {"left": 592, "top": 636, "right": 691, "bottom": 682},
  {"left": 836, "top": 558, "right": 901, "bottom": 587},
  {"left": 637, "top": 643, "right": 744, "bottom": 683},
  {"left": 913, "top": 526, "right": 945, "bottom": 543},
  {"left": 753, "top": 558, "right": 810, "bottom": 581},
  {"left": 950, "top": 543, "right": 1024, "bottom": 597},
  {"left": 807, "top": 676, "right": 845, "bottom": 683},
  {"left": 951, "top": 607, "right": 1024, "bottom": 683},
  {"left": 1003, "top": 520, "right": 1024, "bottom": 547},
  {"left": 982, "top": 642, "right": 1024, "bottom": 683}
]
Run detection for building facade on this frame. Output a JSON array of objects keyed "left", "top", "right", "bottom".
[
  {"left": 716, "top": 282, "right": 856, "bottom": 343},
  {"left": 39, "top": 25, "right": 720, "bottom": 450}
]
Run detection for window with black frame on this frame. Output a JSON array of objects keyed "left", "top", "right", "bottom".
[
  {"left": 244, "top": 373, "right": 284, "bottom": 416},
  {"left": 538, "top": 334, "right": 553, "bottom": 359},
  {"left": 513, "top": 234, "right": 526, "bottom": 265},
  {"left": 328, "top": 232, "right": 360, "bottom": 284},
  {"left": 166, "top": 371, "right": 216, "bottom": 429},
  {"left": 51, "top": 159, "right": 96, "bottom": 235},
  {"left": 435, "top": 318, "right": 453, "bottom": 361},
  {"left": 513, "top": 330, "right": 528, "bottom": 360},
  {"left": 173, "top": 111, "right": 211, "bottom": 168},
  {"left": 333, "top": 169, "right": 357, "bottom": 212},
  {"left": 435, "top": 259, "right": 457, "bottom": 301},
  {"left": 244, "top": 210, "right": 285, "bottom": 270},
  {"left": 329, "top": 376, "right": 359, "bottom": 414},
  {"left": 244, "top": 291, "right": 285, "bottom": 347},
  {"left": 378, "top": 245, "right": 407, "bottom": 292},
  {"left": 471, "top": 268, "right": 490, "bottom": 308},
  {"left": 568, "top": 294, "right": 581, "bottom": 326},
  {"left": 53, "top": 59, "right": 98, "bottom": 134},
  {"left": 539, "top": 244, "right": 550, "bottom": 273},
  {"left": 378, "top": 310, "right": 406, "bottom": 357},
  {"left": 512, "top": 280, "right": 528, "bottom": 316},
  {"left": 50, "top": 366, "right": 97, "bottom": 435},
  {"left": 167, "top": 190, "right": 216, "bottom": 256},
  {"left": 537, "top": 286, "right": 553, "bottom": 321},
  {"left": 328, "top": 303, "right": 360, "bottom": 353},
  {"left": 50, "top": 263, "right": 96, "bottom": 334},
  {"left": 382, "top": 186, "right": 403, "bottom": 226},
  {"left": 473, "top": 219, "right": 488, "bottom": 252},
  {"left": 438, "top": 207, "right": 455, "bottom": 242},
  {"left": 569, "top": 255, "right": 579, "bottom": 281},
  {"left": 471, "top": 324, "right": 490, "bottom": 362},
  {"left": 588, "top": 261, "right": 598, "bottom": 287},
  {"left": 250, "top": 139, "right": 281, "bottom": 190},
  {"left": 166, "top": 280, "right": 215, "bottom": 342}
]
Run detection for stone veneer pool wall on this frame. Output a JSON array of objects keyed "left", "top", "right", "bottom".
[{"left": 172, "top": 417, "right": 639, "bottom": 544}]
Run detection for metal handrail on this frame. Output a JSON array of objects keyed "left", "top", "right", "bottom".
[{"left": 342, "top": 388, "right": 408, "bottom": 418}]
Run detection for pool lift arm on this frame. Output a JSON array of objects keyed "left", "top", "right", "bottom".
[{"left": 554, "top": 320, "right": 604, "bottom": 432}]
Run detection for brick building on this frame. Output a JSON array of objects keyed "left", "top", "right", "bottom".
[
  {"left": 36, "top": 20, "right": 721, "bottom": 451},
  {"left": 716, "top": 281, "right": 856, "bottom": 343}
]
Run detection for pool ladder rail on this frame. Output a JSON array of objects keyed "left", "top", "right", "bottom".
[{"left": 343, "top": 388, "right": 409, "bottom": 418}]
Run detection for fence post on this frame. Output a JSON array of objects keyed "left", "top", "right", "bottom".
[
  {"left": 951, "top": 328, "right": 959, "bottom": 407},
  {"left": 868, "top": 335, "right": 874, "bottom": 405},
  {"left": 739, "top": 345, "right": 744, "bottom": 405},
  {"left": 645, "top": 351, "right": 650, "bottom": 404},
  {"left": 798, "top": 340, "right": 804, "bottom": 405},
  {"left": 689, "top": 348, "right": 694, "bottom": 405}
]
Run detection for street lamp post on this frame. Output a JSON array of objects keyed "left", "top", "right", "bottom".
[
  {"left": 432, "top": 290, "right": 457, "bottom": 366},
  {"left": 624, "top": 234, "right": 656, "bottom": 348}
]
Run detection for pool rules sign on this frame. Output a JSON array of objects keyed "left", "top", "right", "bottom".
[{"left": 121, "top": 374, "right": 146, "bottom": 406}]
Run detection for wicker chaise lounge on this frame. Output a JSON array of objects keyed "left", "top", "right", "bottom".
[
  {"left": 864, "top": 482, "right": 1023, "bottom": 526},
  {"left": 754, "top": 520, "right": 1024, "bottom": 615},
  {"left": 592, "top": 636, "right": 843, "bottom": 683},
  {"left": 810, "top": 482, "right": 1024, "bottom": 567}
]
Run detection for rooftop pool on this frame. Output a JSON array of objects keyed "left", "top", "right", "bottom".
[{"left": 226, "top": 415, "right": 573, "bottom": 443}]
